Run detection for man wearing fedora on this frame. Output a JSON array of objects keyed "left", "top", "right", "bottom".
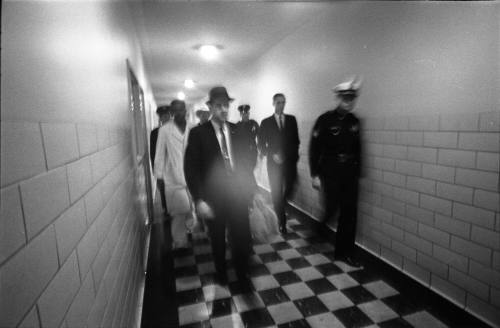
[
  {"left": 184, "top": 86, "right": 256, "bottom": 285},
  {"left": 309, "top": 78, "right": 363, "bottom": 268}
]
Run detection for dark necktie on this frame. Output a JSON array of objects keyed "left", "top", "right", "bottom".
[{"left": 220, "top": 127, "right": 231, "bottom": 170}]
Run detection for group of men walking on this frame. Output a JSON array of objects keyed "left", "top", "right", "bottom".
[{"left": 150, "top": 78, "right": 363, "bottom": 286}]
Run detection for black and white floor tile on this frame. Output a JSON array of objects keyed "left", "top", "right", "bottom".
[{"left": 172, "top": 218, "right": 449, "bottom": 328}]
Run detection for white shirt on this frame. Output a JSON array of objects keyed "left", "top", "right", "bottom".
[
  {"left": 210, "top": 120, "right": 234, "bottom": 169},
  {"left": 274, "top": 113, "right": 284, "bottom": 129}
]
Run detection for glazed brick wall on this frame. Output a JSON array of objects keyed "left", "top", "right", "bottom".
[
  {"left": 291, "top": 110, "right": 500, "bottom": 326},
  {"left": 1, "top": 121, "right": 146, "bottom": 328}
]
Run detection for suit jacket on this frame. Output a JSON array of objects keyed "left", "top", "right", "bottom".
[
  {"left": 258, "top": 114, "right": 300, "bottom": 165},
  {"left": 150, "top": 127, "right": 160, "bottom": 169},
  {"left": 184, "top": 121, "right": 256, "bottom": 209}
]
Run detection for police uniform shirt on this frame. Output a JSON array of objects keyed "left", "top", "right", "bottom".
[
  {"left": 237, "top": 119, "right": 259, "bottom": 139},
  {"left": 309, "top": 108, "right": 361, "bottom": 178}
]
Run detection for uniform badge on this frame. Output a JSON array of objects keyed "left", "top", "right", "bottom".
[
  {"left": 329, "top": 126, "right": 341, "bottom": 135},
  {"left": 350, "top": 124, "right": 359, "bottom": 133},
  {"left": 312, "top": 129, "right": 319, "bottom": 138}
]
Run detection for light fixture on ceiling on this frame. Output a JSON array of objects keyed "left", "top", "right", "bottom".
[
  {"left": 177, "top": 91, "right": 186, "bottom": 101},
  {"left": 197, "top": 44, "right": 222, "bottom": 61},
  {"left": 184, "top": 79, "right": 195, "bottom": 89}
]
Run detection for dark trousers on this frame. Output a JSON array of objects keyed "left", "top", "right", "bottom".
[
  {"left": 157, "top": 179, "right": 167, "bottom": 211},
  {"left": 206, "top": 186, "right": 252, "bottom": 279},
  {"left": 321, "top": 168, "right": 359, "bottom": 258},
  {"left": 267, "top": 160, "right": 297, "bottom": 228}
]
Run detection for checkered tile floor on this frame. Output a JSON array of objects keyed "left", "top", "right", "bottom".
[{"left": 172, "top": 218, "right": 448, "bottom": 328}]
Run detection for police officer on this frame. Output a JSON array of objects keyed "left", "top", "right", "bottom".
[
  {"left": 309, "top": 78, "right": 362, "bottom": 267},
  {"left": 236, "top": 104, "right": 259, "bottom": 170}
]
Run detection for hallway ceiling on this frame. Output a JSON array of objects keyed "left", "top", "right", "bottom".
[{"left": 134, "top": 2, "right": 326, "bottom": 107}]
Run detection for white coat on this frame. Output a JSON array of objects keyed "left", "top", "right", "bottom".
[{"left": 154, "top": 121, "right": 193, "bottom": 216}]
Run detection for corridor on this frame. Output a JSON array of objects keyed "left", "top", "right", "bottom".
[{"left": 1, "top": 1, "right": 499, "bottom": 328}]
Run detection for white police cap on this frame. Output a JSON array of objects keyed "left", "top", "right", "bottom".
[{"left": 332, "top": 76, "right": 362, "bottom": 96}]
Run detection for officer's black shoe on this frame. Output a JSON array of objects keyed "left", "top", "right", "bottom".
[
  {"left": 216, "top": 273, "right": 228, "bottom": 286},
  {"left": 279, "top": 225, "right": 288, "bottom": 234}
]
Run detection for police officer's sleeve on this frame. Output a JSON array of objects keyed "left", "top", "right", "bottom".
[
  {"left": 309, "top": 118, "right": 322, "bottom": 177},
  {"left": 354, "top": 119, "right": 362, "bottom": 177}
]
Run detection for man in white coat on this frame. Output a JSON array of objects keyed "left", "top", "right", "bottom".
[{"left": 154, "top": 100, "right": 195, "bottom": 249}]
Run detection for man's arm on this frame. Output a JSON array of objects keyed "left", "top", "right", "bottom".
[
  {"left": 291, "top": 116, "right": 300, "bottom": 161},
  {"left": 309, "top": 117, "right": 322, "bottom": 178},
  {"left": 154, "top": 127, "right": 167, "bottom": 179},
  {"left": 184, "top": 127, "right": 203, "bottom": 202},
  {"left": 257, "top": 119, "right": 268, "bottom": 157}
]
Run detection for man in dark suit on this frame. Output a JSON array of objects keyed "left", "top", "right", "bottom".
[
  {"left": 184, "top": 86, "right": 255, "bottom": 285},
  {"left": 258, "top": 93, "right": 300, "bottom": 234},
  {"left": 150, "top": 105, "right": 171, "bottom": 212}
]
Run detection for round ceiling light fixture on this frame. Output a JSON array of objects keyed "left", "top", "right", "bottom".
[
  {"left": 197, "top": 44, "right": 223, "bottom": 61},
  {"left": 177, "top": 91, "right": 186, "bottom": 101},
  {"left": 184, "top": 79, "right": 195, "bottom": 89}
]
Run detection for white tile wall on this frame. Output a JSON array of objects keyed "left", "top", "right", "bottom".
[
  {"left": 77, "top": 124, "right": 98, "bottom": 157},
  {"left": 458, "top": 132, "right": 500, "bottom": 152},
  {"left": 422, "top": 164, "right": 455, "bottom": 183},
  {"left": 439, "top": 113, "right": 479, "bottom": 131},
  {"left": 479, "top": 111, "right": 500, "bottom": 132},
  {"left": 450, "top": 268, "right": 489, "bottom": 301},
  {"left": 0, "top": 185, "right": 26, "bottom": 263},
  {"left": 1, "top": 121, "right": 46, "bottom": 187},
  {"left": 456, "top": 168, "right": 499, "bottom": 192},
  {"left": 430, "top": 274, "right": 466, "bottom": 308},
  {"left": 450, "top": 236, "right": 491, "bottom": 266},
  {"left": 424, "top": 132, "right": 458, "bottom": 149},
  {"left": 476, "top": 152, "right": 499, "bottom": 172},
  {"left": 18, "top": 306, "right": 40, "bottom": 328},
  {"left": 41, "top": 123, "right": 79, "bottom": 170},
  {"left": 0, "top": 226, "right": 58, "bottom": 327},
  {"left": 452, "top": 203, "right": 495, "bottom": 229},
  {"left": 433, "top": 245, "right": 468, "bottom": 273},
  {"left": 54, "top": 200, "right": 87, "bottom": 264},
  {"left": 437, "top": 149, "right": 476, "bottom": 168},
  {"left": 0, "top": 119, "right": 143, "bottom": 328},
  {"left": 20, "top": 167, "right": 70, "bottom": 240},
  {"left": 37, "top": 252, "right": 81, "bottom": 328},
  {"left": 66, "top": 272, "right": 95, "bottom": 328},
  {"left": 67, "top": 157, "right": 93, "bottom": 204}
]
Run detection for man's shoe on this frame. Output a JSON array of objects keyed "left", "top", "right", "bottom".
[
  {"left": 279, "top": 225, "right": 288, "bottom": 234},
  {"left": 344, "top": 257, "right": 362, "bottom": 268}
]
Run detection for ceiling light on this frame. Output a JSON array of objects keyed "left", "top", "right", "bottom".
[
  {"left": 177, "top": 91, "right": 186, "bottom": 100},
  {"left": 199, "top": 44, "right": 220, "bottom": 61},
  {"left": 184, "top": 79, "right": 195, "bottom": 89}
]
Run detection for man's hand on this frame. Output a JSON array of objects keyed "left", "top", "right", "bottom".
[
  {"left": 272, "top": 153, "right": 284, "bottom": 164},
  {"left": 312, "top": 176, "right": 321, "bottom": 190},
  {"left": 196, "top": 200, "right": 215, "bottom": 220}
]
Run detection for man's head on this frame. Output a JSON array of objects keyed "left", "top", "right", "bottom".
[
  {"left": 206, "top": 86, "right": 234, "bottom": 125},
  {"left": 272, "top": 93, "right": 286, "bottom": 115},
  {"left": 332, "top": 78, "right": 361, "bottom": 114},
  {"left": 196, "top": 109, "right": 210, "bottom": 124},
  {"left": 170, "top": 99, "right": 186, "bottom": 124},
  {"left": 238, "top": 104, "right": 251, "bottom": 122},
  {"left": 156, "top": 105, "right": 171, "bottom": 125}
]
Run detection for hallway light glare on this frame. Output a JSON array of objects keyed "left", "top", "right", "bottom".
[
  {"left": 177, "top": 92, "right": 186, "bottom": 100},
  {"left": 199, "top": 45, "right": 219, "bottom": 61},
  {"left": 184, "top": 79, "right": 195, "bottom": 89}
]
